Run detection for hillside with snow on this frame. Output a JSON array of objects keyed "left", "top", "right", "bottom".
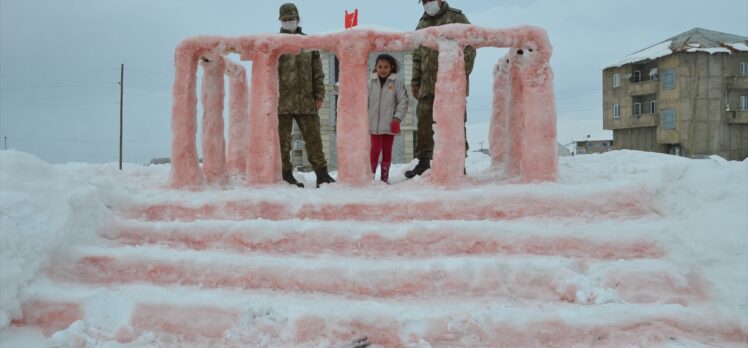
[{"left": 1, "top": 148, "right": 747, "bottom": 347}]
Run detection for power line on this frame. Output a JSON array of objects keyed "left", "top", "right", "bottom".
[
  {"left": 127, "top": 82, "right": 173, "bottom": 89},
  {"left": 1, "top": 102, "right": 119, "bottom": 108},
  {"left": 0, "top": 92, "right": 117, "bottom": 101},
  {"left": 124, "top": 68, "right": 174, "bottom": 76},
  {"left": 0, "top": 83, "right": 116, "bottom": 90},
  {"left": 0, "top": 68, "right": 119, "bottom": 78},
  {"left": 4, "top": 136, "right": 171, "bottom": 143},
  {"left": 124, "top": 91, "right": 171, "bottom": 99}
]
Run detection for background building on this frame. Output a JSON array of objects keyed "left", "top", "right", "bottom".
[
  {"left": 574, "top": 139, "right": 614, "bottom": 155},
  {"left": 603, "top": 28, "right": 748, "bottom": 160},
  {"left": 291, "top": 51, "right": 418, "bottom": 171}
]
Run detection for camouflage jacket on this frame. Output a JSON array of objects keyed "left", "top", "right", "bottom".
[
  {"left": 278, "top": 27, "right": 325, "bottom": 115},
  {"left": 412, "top": 2, "right": 476, "bottom": 98}
]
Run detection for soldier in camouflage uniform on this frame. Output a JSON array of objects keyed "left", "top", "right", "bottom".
[
  {"left": 277, "top": 3, "right": 335, "bottom": 188},
  {"left": 406, "top": 0, "right": 476, "bottom": 179}
]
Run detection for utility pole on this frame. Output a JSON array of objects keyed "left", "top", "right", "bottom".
[
  {"left": 119, "top": 63, "right": 124, "bottom": 170},
  {"left": 3, "top": 136, "right": 6, "bottom": 150}
]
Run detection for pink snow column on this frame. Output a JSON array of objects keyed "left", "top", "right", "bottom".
[
  {"left": 490, "top": 28, "right": 557, "bottom": 182},
  {"left": 170, "top": 41, "right": 203, "bottom": 188},
  {"left": 225, "top": 58, "right": 250, "bottom": 176},
  {"left": 246, "top": 42, "right": 282, "bottom": 185},
  {"left": 431, "top": 41, "right": 467, "bottom": 185},
  {"left": 490, "top": 58, "right": 511, "bottom": 170},
  {"left": 200, "top": 55, "right": 228, "bottom": 186},
  {"left": 334, "top": 31, "right": 374, "bottom": 186}
]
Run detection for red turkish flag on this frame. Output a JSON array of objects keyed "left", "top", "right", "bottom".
[{"left": 345, "top": 9, "right": 359, "bottom": 29}]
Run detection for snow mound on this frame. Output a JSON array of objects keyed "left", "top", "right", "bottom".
[{"left": 0, "top": 151, "right": 111, "bottom": 329}]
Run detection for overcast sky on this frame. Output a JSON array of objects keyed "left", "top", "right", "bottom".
[{"left": 1, "top": 0, "right": 747, "bottom": 164}]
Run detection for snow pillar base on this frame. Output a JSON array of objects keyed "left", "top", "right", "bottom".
[
  {"left": 246, "top": 49, "right": 282, "bottom": 185},
  {"left": 226, "top": 61, "right": 250, "bottom": 176},
  {"left": 335, "top": 39, "right": 372, "bottom": 186},
  {"left": 200, "top": 56, "right": 228, "bottom": 186},
  {"left": 432, "top": 41, "right": 467, "bottom": 185},
  {"left": 490, "top": 30, "right": 557, "bottom": 182},
  {"left": 169, "top": 45, "right": 202, "bottom": 189}
]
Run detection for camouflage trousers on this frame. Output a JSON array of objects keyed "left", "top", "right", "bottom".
[
  {"left": 278, "top": 114, "right": 328, "bottom": 172},
  {"left": 415, "top": 95, "right": 469, "bottom": 161}
]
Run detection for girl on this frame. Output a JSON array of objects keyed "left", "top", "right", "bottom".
[{"left": 368, "top": 54, "right": 408, "bottom": 183}]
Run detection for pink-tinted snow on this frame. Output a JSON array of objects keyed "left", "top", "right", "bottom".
[
  {"left": 246, "top": 46, "right": 282, "bottom": 185},
  {"left": 199, "top": 55, "right": 228, "bottom": 186},
  {"left": 224, "top": 58, "right": 250, "bottom": 176},
  {"left": 168, "top": 25, "right": 558, "bottom": 188},
  {"left": 431, "top": 41, "right": 467, "bottom": 184}
]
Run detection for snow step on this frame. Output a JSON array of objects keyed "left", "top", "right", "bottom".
[
  {"left": 122, "top": 187, "right": 657, "bottom": 222},
  {"left": 46, "top": 246, "right": 704, "bottom": 305},
  {"left": 13, "top": 284, "right": 747, "bottom": 347},
  {"left": 108, "top": 219, "right": 665, "bottom": 260}
]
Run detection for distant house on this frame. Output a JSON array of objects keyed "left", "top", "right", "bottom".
[
  {"left": 574, "top": 139, "right": 614, "bottom": 155},
  {"left": 602, "top": 28, "right": 748, "bottom": 160},
  {"left": 557, "top": 143, "right": 572, "bottom": 157}
]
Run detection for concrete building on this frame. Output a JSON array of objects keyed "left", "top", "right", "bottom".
[
  {"left": 603, "top": 28, "right": 748, "bottom": 160},
  {"left": 291, "top": 50, "right": 418, "bottom": 171}
]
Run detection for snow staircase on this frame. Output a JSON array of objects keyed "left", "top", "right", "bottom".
[{"left": 13, "top": 185, "right": 748, "bottom": 347}]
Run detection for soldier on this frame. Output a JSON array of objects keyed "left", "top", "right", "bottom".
[
  {"left": 406, "top": 0, "right": 476, "bottom": 179},
  {"left": 277, "top": 3, "right": 336, "bottom": 188}
]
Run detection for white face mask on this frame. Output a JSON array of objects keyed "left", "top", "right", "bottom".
[
  {"left": 281, "top": 20, "right": 298, "bottom": 32},
  {"left": 424, "top": 1, "right": 441, "bottom": 16}
]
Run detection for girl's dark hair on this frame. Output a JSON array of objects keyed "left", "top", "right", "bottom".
[{"left": 373, "top": 54, "right": 400, "bottom": 74}]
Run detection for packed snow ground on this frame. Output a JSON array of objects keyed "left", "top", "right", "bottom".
[{"left": 0, "top": 146, "right": 746, "bottom": 347}]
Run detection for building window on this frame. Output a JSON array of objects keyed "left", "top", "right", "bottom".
[
  {"left": 613, "top": 104, "right": 621, "bottom": 119},
  {"left": 633, "top": 70, "right": 642, "bottom": 83},
  {"left": 662, "top": 109, "right": 676, "bottom": 129},
  {"left": 649, "top": 68, "right": 659, "bottom": 81},
  {"left": 741, "top": 96, "right": 748, "bottom": 111},
  {"left": 741, "top": 62, "right": 748, "bottom": 76},
  {"left": 650, "top": 100, "right": 658, "bottom": 114},
  {"left": 334, "top": 56, "right": 340, "bottom": 83},
  {"left": 633, "top": 102, "right": 642, "bottom": 115},
  {"left": 663, "top": 69, "right": 676, "bottom": 89},
  {"left": 613, "top": 73, "right": 621, "bottom": 88},
  {"left": 329, "top": 95, "right": 338, "bottom": 127}
]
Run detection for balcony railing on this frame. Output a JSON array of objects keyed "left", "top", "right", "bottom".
[
  {"left": 606, "top": 113, "right": 659, "bottom": 130},
  {"left": 628, "top": 79, "right": 659, "bottom": 96},
  {"left": 726, "top": 110, "right": 748, "bottom": 125}
]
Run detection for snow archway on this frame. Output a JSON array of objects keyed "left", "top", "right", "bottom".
[{"left": 169, "top": 24, "right": 557, "bottom": 188}]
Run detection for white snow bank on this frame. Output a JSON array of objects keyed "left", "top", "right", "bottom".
[
  {"left": 0, "top": 151, "right": 111, "bottom": 329},
  {"left": 1, "top": 146, "right": 747, "bottom": 346},
  {"left": 561, "top": 151, "right": 748, "bottom": 323}
]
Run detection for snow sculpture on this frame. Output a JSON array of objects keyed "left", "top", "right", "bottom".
[
  {"left": 169, "top": 25, "right": 557, "bottom": 188},
  {"left": 224, "top": 59, "right": 250, "bottom": 176}
]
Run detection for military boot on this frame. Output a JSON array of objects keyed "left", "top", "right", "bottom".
[
  {"left": 315, "top": 167, "right": 336, "bottom": 188},
  {"left": 282, "top": 170, "right": 304, "bottom": 188},
  {"left": 405, "top": 159, "right": 430, "bottom": 179}
]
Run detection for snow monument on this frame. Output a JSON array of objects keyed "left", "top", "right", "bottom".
[{"left": 169, "top": 24, "right": 557, "bottom": 188}]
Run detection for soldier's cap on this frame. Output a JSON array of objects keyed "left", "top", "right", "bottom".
[{"left": 279, "top": 3, "right": 300, "bottom": 20}]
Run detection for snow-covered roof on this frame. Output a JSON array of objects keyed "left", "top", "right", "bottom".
[{"left": 605, "top": 28, "right": 748, "bottom": 69}]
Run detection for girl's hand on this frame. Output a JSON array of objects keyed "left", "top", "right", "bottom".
[{"left": 390, "top": 119, "right": 401, "bottom": 134}]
